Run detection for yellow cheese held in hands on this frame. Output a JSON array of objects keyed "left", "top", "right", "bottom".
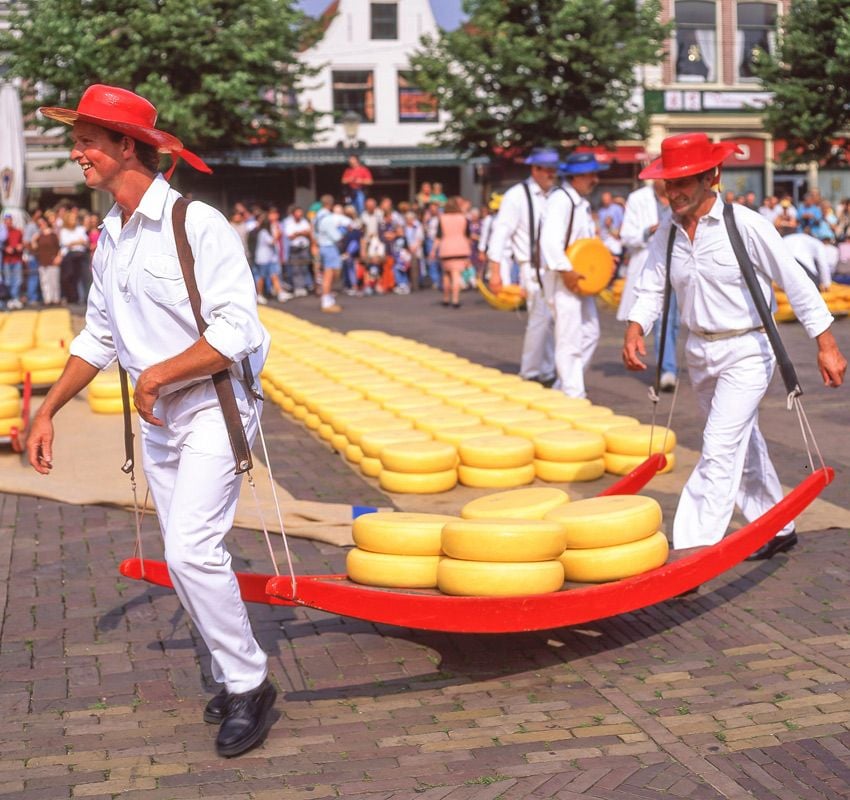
[
  {"left": 437, "top": 559, "right": 565, "bottom": 596},
  {"left": 353, "top": 511, "right": 460, "bottom": 556},
  {"left": 559, "top": 531, "right": 669, "bottom": 582},
  {"left": 545, "top": 495, "right": 662, "bottom": 548},
  {"left": 461, "top": 487, "right": 569, "bottom": 520},
  {"left": 346, "top": 548, "right": 441, "bottom": 588},
  {"left": 441, "top": 518, "right": 568, "bottom": 561}
]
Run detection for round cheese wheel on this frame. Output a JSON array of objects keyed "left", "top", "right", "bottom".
[
  {"left": 534, "top": 458, "right": 606, "bottom": 483},
  {"left": 457, "top": 463, "right": 536, "bottom": 488},
  {"left": 502, "top": 419, "right": 573, "bottom": 439},
  {"left": 360, "top": 428, "right": 432, "bottom": 459},
  {"left": 27, "top": 368, "right": 63, "bottom": 385},
  {"left": 0, "top": 370, "right": 21, "bottom": 385},
  {"left": 0, "top": 416, "right": 25, "bottom": 436},
  {"left": 382, "top": 395, "right": 444, "bottom": 415},
  {"left": 441, "top": 518, "right": 568, "bottom": 562},
  {"left": 304, "top": 389, "right": 363, "bottom": 414},
  {"left": 527, "top": 394, "right": 592, "bottom": 413},
  {"left": 87, "top": 374, "right": 123, "bottom": 399},
  {"left": 573, "top": 414, "right": 640, "bottom": 434},
  {"left": 559, "top": 531, "right": 669, "bottom": 582},
  {"left": 437, "top": 559, "right": 564, "bottom": 597},
  {"left": 433, "top": 424, "right": 501, "bottom": 447},
  {"left": 346, "top": 548, "right": 441, "bottom": 588},
  {"left": 461, "top": 487, "right": 569, "bottom": 520},
  {"left": 280, "top": 395, "right": 296, "bottom": 413},
  {"left": 0, "top": 352, "right": 20, "bottom": 372},
  {"left": 344, "top": 413, "right": 408, "bottom": 444},
  {"left": 545, "top": 495, "right": 662, "bottom": 548},
  {"left": 379, "top": 468, "right": 458, "bottom": 494},
  {"left": 0, "top": 395, "right": 21, "bottom": 418},
  {"left": 547, "top": 406, "right": 613, "bottom": 424},
  {"left": 604, "top": 451, "right": 676, "bottom": 475},
  {"left": 463, "top": 400, "right": 526, "bottom": 418},
  {"left": 564, "top": 237, "right": 616, "bottom": 295},
  {"left": 604, "top": 424, "right": 677, "bottom": 456},
  {"left": 533, "top": 430, "right": 606, "bottom": 462},
  {"left": 292, "top": 404, "right": 310, "bottom": 421},
  {"left": 415, "top": 413, "right": 481, "bottom": 434},
  {"left": 304, "top": 412, "right": 322, "bottom": 430},
  {"left": 317, "top": 423, "right": 335, "bottom": 441},
  {"left": 359, "top": 456, "right": 383, "bottom": 478},
  {"left": 88, "top": 396, "right": 124, "bottom": 415},
  {"left": 381, "top": 441, "right": 458, "bottom": 473},
  {"left": 331, "top": 433, "right": 349, "bottom": 452},
  {"left": 0, "top": 385, "right": 20, "bottom": 401},
  {"left": 480, "top": 408, "right": 548, "bottom": 429},
  {"left": 344, "top": 443, "right": 364, "bottom": 464},
  {"left": 316, "top": 399, "right": 379, "bottom": 424},
  {"left": 353, "top": 511, "right": 459, "bottom": 555},
  {"left": 458, "top": 435, "right": 535, "bottom": 469}
]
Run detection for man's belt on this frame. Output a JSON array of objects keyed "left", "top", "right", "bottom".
[{"left": 691, "top": 325, "right": 766, "bottom": 342}]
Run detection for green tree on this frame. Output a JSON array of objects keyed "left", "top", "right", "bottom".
[
  {"left": 409, "top": 0, "right": 670, "bottom": 156},
  {"left": 0, "top": 0, "right": 322, "bottom": 151},
  {"left": 758, "top": 0, "right": 850, "bottom": 165}
]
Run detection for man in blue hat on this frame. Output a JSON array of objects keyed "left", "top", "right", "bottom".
[
  {"left": 487, "top": 147, "right": 559, "bottom": 384},
  {"left": 539, "top": 152, "right": 609, "bottom": 397}
]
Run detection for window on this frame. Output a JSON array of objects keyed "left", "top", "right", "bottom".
[
  {"left": 737, "top": 2, "right": 778, "bottom": 81},
  {"left": 674, "top": 1, "right": 718, "bottom": 83},
  {"left": 397, "top": 71, "right": 438, "bottom": 123},
  {"left": 371, "top": 3, "right": 398, "bottom": 39},
  {"left": 332, "top": 70, "right": 375, "bottom": 123}
]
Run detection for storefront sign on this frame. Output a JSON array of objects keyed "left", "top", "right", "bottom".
[{"left": 702, "top": 92, "right": 771, "bottom": 111}]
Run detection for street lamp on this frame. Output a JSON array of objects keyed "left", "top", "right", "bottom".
[{"left": 340, "top": 110, "right": 361, "bottom": 149}]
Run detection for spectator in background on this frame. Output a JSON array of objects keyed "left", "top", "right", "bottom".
[
  {"left": 315, "top": 195, "right": 349, "bottom": 312},
  {"left": 23, "top": 210, "right": 41, "bottom": 306},
  {"left": 2, "top": 214, "right": 25, "bottom": 309},
  {"left": 403, "top": 210, "right": 424, "bottom": 289},
  {"left": 252, "top": 209, "right": 291, "bottom": 304},
  {"left": 758, "top": 195, "right": 779, "bottom": 223},
  {"left": 283, "top": 206, "right": 314, "bottom": 297},
  {"left": 340, "top": 205, "right": 363, "bottom": 295},
  {"left": 468, "top": 207, "right": 484, "bottom": 285},
  {"left": 423, "top": 201, "right": 442, "bottom": 288},
  {"left": 431, "top": 182, "right": 448, "bottom": 208},
  {"left": 430, "top": 196, "right": 471, "bottom": 308},
  {"left": 597, "top": 190, "right": 624, "bottom": 270},
  {"left": 340, "top": 154, "right": 373, "bottom": 215},
  {"left": 774, "top": 197, "right": 798, "bottom": 236},
  {"left": 58, "top": 209, "right": 89, "bottom": 304},
  {"left": 416, "top": 182, "right": 433, "bottom": 208},
  {"left": 33, "top": 215, "right": 61, "bottom": 306},
  {"left": 797, "top": 192, "right": 823, "bottom": 230}
]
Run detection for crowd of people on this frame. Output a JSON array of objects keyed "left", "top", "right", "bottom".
[{"left": 1, "top": 206, "right": 101, "bottom": 310}]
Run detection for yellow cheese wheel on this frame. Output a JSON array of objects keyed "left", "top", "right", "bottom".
[
  {"left": 480, "top": 408, "right": 548, "bottom": 429},
  {"left": 316, "top": 422, "right": 334, "bottom": 442},
  {"left": 360, "top": 456, "right": 383, "bottom": 478},
  {"left": 280, "top": 395, "right": 296, "bottom": 413},
  {"left": 317, "top": 399, "right": 379, "bottom": 424},
  {"left": 457, "top": 462, "right": 536, "bottom": 488},
  {"left": 547, "top": 406, "right": 613, "bottom": 424},
  {"left": 545, "top": 495, "right": 662, "bottom": 548},
  {"left": 27, "top": 368, "right": 63, "bottom": 385},
  {"left": 88, "top": 374, "right": 123, "bottom": 399},
  {"left": 534, "top": 458, "right": 606, "bottom": 483},
  {"left": 304, "top": 389, "right": 363, "bottom": 413},
  {"left": 292, "top": 404, "right": 310, "bottom": 421},
  {"left": 437, "top": 559, "right": 565, "bottom": 597},
  {"left": 604, "top": 424, "right": 677, "bottom": 456},
  {"left": 353, "top": 511, "right": 459, "bottom": 555},
  {"left": 0, "top": 395, "right": 21, "bottom": 418},
  {"left": 533, "top": 430, "right": 606, "bottom": 462},
  {"left": 559, "top": 531, "right": 669, "bottom": 582},
  {"left": 415, "top": 413, "right": 481, "bottom": 434},
  {"left": 458, "top": 435, "right": 535, "bottom": 468},
  {"left": 0, "top": 416, "right": 25, "bottom": 436},
  {"left": 564, "top": 237, "right": 616, "bottom": 295},
  {"left": 344, "top": 443, "right": 364, "bottom": 464},
  {"left": 331, "top": 433, "right": 349, "bottom": 452},
  {"left": 382, "top": 396, "right": 444, "bottom": 414},
  {"left": 0, "top": 385, "right": 20, "bottom": 401},
  {"left": 0, "top": 352, "right": 20, "bottom": 371},
  {"left": 442, "top": 518, "right": 568, "bottom": 562},
  {"left": 604, "top": 451, "right": 676, "bottom": 475},
  {"left": 381, "top": 440, "right": 458, "bottom": 473},
  {"left": 433, "top": 424, "right": 501, "bottom": 446},
  {"left": 463, "top": 400, "right": 526, "bottom": 418},
  {"left": 461, "top": 487, "right": 569, "bottom": 520},
  {"left": 379, "top": 468, "right": 458, "bottom": 494},
  {"left": 528, "top": 394, "right": 592, "bottom": 413},
  {"left": 344, "top": 413, "right": 407, "bottom": 444},
  {"left": 360, "top": 428, "right": 432, "bottom": 459},
  {"left": 573, "top": 414, "right": 640, "bottom": 434},
  {"left": 346, "top": 548, "right": 441, "bottom": 588},
  {"left": 444, "top": 391, "right": 495, "bottom": 408},
  {"left": 503, "top": 419, "right": 573, "bottom": 439},
  {"left": 0, "top": 339, "right": 33, "bottom": 354},
  {"left": 0, "top": 370, "right": 21, "bottom": 386},
  {"left": 304, "top": 412, "right": 322, "bottom": 430},
  {"left": 89, "top": 396, "right": 125, "bottom": 415}
]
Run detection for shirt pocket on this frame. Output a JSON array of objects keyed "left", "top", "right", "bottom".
[
  {"left": 705, "top": 246, "right": 742, "bottom": 283},
  {"left": 142, "top": 255, "right": 188, "bottom": 306}
]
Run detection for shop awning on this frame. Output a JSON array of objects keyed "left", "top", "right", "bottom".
[
  {"left": 204, "top": 146, "right": 487, "bottom": 169},
  {"left": 26, "top": 149, "right": 84, "bottom": 191}
]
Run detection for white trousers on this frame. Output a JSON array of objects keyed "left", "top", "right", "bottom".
[
  {"left": 519, "top": 263, "right": 555, "bottom": 381},
  {"left": 141, "top": 379, "right": 268, "bottom": 694},
  {"left": 673, "top": 331, "right": 793, "bottom": 549},
  {"left": 542, "top": 272, "right": 600, "bottom": 398},
  {"left": 39, "top": 265, "right": 61, "bottom": 305}
]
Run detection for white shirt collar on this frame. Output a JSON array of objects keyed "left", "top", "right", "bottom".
[{"left": 102, "top": 174, "right": 170, "bottom": 244}]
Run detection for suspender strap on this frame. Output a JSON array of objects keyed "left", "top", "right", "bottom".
[
  {"left": 118, "top": 364, "right": 135, "bottom": 474},
  {"left": 721, "top": 202, "right": 803, "bottom": 399},
  {"left": 172, "top": 197, "right": 254, "bottom": 474},
  {"left": 654, "top": 227, "right": 677, "bottom": 396},
  {"left": 794, "top": 256, "right": 821, "bottom": 288},
  {"left": 561, "top": 185, "right": 576, "bottom": 252},
  {"left": 521, "top": 181, "right": 541, "bottom": 286}
]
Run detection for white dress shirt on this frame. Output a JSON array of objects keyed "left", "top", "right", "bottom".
[
  {"left": 783, "top": 232, "right": 831, "bottom": 287},
  {"left": 486, "top": 178, "right": 550, "bottom": 265},
  {"left": 540, "top": 183, "right": 595, "bottom": 272},
  {"left": 628, "top": 196, "right": 833, "bottom": 340},
  {"left": 70, "top": 174, "right": 270, "bottom": 397}
]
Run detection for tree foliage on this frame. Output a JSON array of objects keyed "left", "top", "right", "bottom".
[
  {"left": 758, "top": 0, "right": 850, "bottom": 165},
  {"left": 0, "top": 0, "right": 322, "bottom": 151},
  {"left": 409, "top": 0, "right": 671, "bottom": 157}
]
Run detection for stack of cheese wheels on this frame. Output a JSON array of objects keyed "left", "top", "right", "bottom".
[
  {"left": 545, "top": 495, "right": 668, "bottom": 582},
  {"left": 438, "top": 518, "right": 567, "bottom": 596},
  {"left": 378, "top": 440, "right": 459, "bottom": 493},
  {"left": 457, "top": 434, "right": 536, "bottom": 488},
  {"left": 532, "top": 429, "right": 606, "bottom": 482},
  {"left": 0, "top": 384, "right": 23, "bottom": 439},
  {"left": 88, "top": 370, "right": 125, "bottom": 414},
  {"left": 460, "top": 486, "right": 569, "bottom": 520},
  {"left": 21, "top": 346, "right": 67, "bottom": 386},
  {"left": 34, "top": 308, "right": 73, "bottom": 347},
  {"left": 359, "top": 427, "right": 432, "bottom": 479},
  {"left": 347, "top": 512, "right": 459, "bottom": 588},
  {"left": 0, "top": 352, "right": 20, "bottom": 386},
  {"left": 603, "top": 424, "right": 677, "bottom": 475}
]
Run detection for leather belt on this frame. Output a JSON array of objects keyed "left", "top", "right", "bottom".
[{"left": 691, "top": 325, "right": 766, "bottom": 341}]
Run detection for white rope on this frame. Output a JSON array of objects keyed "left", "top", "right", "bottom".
[
  {"left": 646, "top": 375, "right": 679, "bottom": 459},
  {"left": 792, "top": 395, "right": 826, "bottom": 473},
  {"left": 127, "top": 472, "right": 147, "bottom": 578}
]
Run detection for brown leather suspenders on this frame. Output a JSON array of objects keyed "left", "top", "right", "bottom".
[{"left": 118, "top": 198, "right": 254, "bottom": 476}]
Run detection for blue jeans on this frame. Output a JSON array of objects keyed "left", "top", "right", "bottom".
[
  {"left": 25, "top": 254, "right": 40, "bottom": 303},
  {"left": 2, "top": 260, "right": 22, "bottom": 301},
  {"left": 424, "top": 238, "right": 441, "bottom": 286},
  {"left": 351, "top": 189, "right": 365, "bottom": 216},
  {"left": 653, "top": 292, "right": 679, "bottom": 375},
  {"left": 392, "top": 257, "right": 408, "bottom": 287}
]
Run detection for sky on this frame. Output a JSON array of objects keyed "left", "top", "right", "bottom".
[{"left": 296, "top": 0, "right": 465, "bottom": 31}]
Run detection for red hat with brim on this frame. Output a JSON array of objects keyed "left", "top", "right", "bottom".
[
  {"left": 639, "top": 133, "right": 742, "bottom": 181},
  {"left": 39, "top": 84, "right": 212, "bottom": 177}
]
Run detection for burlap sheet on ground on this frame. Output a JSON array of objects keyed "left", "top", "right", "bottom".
[{"left": 0, "top": 395, "right": 362, "bottom": 547}]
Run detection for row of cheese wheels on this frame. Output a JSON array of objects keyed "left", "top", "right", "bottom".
[
  {"left": 346, "top": 490, "right": 669, "bottom": 595},
  {"left": 256, "top": 308, "right": 675, "bottom": 492},
  {"left": 0, "top": 384, "right": 24, "bottom": 438},
  {"left": 0, "top": 309, "right": 73, "bottom": 386},
  {"left": 775, "top": 283, "right": 850, "bottom": 323},
  {"left": 86, "top": 370, "right": 126, "bottom": 414}
]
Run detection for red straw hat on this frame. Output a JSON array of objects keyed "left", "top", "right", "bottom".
[
  {"left": 639, "top": 133, "right": 742, "bottom": 181},
  {"left": 39, "top": 84, "right": 212, "bottom": 177}
]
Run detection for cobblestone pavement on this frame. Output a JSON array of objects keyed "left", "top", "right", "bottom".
[{"left": 2, "top": 288, "right": 850, "bottom": 799}]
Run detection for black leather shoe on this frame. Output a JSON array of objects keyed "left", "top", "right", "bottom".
[
  {"left": 746, "top": 532, "right": 798, "bottom": 561},
  {"left": 216, "top": 678, "right": 277, "bottom": 758},
  {"left": 203, "top": 688, "right": 228, "bottom": 724}
]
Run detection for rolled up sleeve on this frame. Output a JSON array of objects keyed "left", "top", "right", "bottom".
[{"left": 68, "top": 248, "right": 117, "bottom": 369}]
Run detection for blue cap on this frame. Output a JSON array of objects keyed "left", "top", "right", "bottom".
[
  {"left": 560, "top": 153, "right": 611, "bottom": 175},
  {"left": 524, "top": 147, "right": 561, "bottom": 166}
]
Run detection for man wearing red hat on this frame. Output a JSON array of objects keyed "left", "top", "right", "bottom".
[
  {"left": 623, "top": 133, "right": 846, "bottom": 559},
  {"left": 26, "top": 85, "right": 276, "bottom": 756}
]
